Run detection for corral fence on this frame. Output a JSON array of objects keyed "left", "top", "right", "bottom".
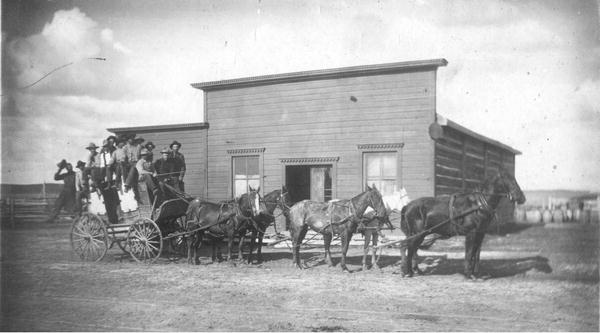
[{"left": 0, "top": 196, "right": 64, "bottom": 228}]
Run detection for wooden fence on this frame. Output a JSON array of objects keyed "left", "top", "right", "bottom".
[{"left": 0, "top": 197, "right": 64, "bottom": 227}]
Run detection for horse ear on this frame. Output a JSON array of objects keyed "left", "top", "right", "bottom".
[
  {"left": 372, "top": 183, "right": 378, "bottom": 191},
  {"left": 282, "top": 185, "right": 287, "bottom": 191},
  {"left": 248, "top": 186, "right": 255, "bottom": 192},
  {"left": 366, "top": 183, "right": 371, "bottom": 190},
  {"left": 256, "top": 186, "right": 260, "bottom": 193}
]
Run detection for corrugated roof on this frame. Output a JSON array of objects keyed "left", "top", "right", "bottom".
[
  {"left": 436, "top": 114, "right": 522, "bottom": 155},
  {"left": 107, "top": 122, "right": 208, "bottom": 133},
  {"left": 191, "top": 58, "right": 448, "bottom": 91}
]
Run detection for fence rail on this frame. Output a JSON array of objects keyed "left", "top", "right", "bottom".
[{"left": 0, "top": 197, "right": 63, "bottom": 227}]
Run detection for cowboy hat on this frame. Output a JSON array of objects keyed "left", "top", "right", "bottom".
[
  {"left": 140, "top": 148, "right": 150, "bottom": 156},
  {"left": 76, "top": 160, "right": 86, "bottom": 169},
  {"left": 86, "top": 142, "right": 99, "bottom": 150},
  {"left": 169, "top": 140, "right": 182, "bottom": 148},
  {"left": 106, "top": 135, "right": 117, "bottom": 142},
  {"left": 134, "top": 137, "right": 145, "bottom": 143},
  {"left": 160, "top": 147, "right": 170, "bottom": 154},
  {"left": 144, "top": 141, "right": 156, "bottom": 150}
]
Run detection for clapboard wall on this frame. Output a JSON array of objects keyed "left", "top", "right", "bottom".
[
  {"left": 108, "top": 123, "right": 208, "bottom": 198},
  {"left": 195, "top": 60, "right": 446, "bottom": 201}
]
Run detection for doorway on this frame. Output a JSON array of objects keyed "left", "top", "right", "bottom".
[{"left": 285, "top": 165, "right": 332, "bottom": 203}]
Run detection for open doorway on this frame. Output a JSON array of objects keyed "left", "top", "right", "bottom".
[{"left": 285, "top": 165, "right": 332, "bottom": 204}]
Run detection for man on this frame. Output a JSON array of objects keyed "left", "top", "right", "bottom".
[
  {"left": 85, "top": 142, "right": 99, "bottom": 168},
  {"left": 111, "top": 137, "right": 128, "bottom": 191},
  {"left": 46, "top": 160, "right": 76, "bottom": 223},
  {"left": 98, "top": 140, "right": 114, "bottom": 190},
  {"left": 74, "top": 160, "right": 88, "bottom": 215},
  {"left": 154, "top": 147, "right": 176, "bottom": 185},
  {"left": 144, "top": 141, "right": 156, "bottom": 154},
  {"left": 106, "top": 135, "right": 117, "bottom": 154},
  {"left": 135, "top": 148, "right": 158, "bottom": 204},
  {"left": 169, "top": 140, "right": 186, "bottom": 191}
]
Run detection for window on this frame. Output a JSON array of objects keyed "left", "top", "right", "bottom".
[
  {"left": 363, "top": 152, "right": 397, "bottom": 196},
  {"left": 232, "top": 156, "right": 260, "bottom": 198}
]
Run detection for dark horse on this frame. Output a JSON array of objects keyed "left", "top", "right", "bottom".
[
  {"left": 245, "top": 187, "right": 291, "bottom": 264},
  {"left": 288, "top": 184, "right": 390, "bottom": 272},
  {"left": 400, "top": 168, "right": 526, "bottom": 279},
  {"left": 184, "top": 187, "right": 264, "bottom": 265}
]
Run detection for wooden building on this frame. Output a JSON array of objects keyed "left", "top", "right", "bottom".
[{"left": 109, "top": 58, "right": 521, "bottom": 222}]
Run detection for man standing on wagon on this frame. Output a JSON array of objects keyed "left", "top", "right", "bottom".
[{"left": 169, "top": 140, "right": 186, "bottom": 192}]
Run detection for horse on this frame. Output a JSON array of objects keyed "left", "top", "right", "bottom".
[
  {"left": 399, "top": 168, "right": 526, "bottom": 279},
  {"left": 359, "top": 188, "right": 411, "bottom": 271},
  {"left": 287, "top": 184, "right": 390, "bottom": 272},
  {"left": 245, "top": 187, "right": 292, "bottom": 264},
  {"left": 184, "top": 187, "right": 264, "bottom": 265}
]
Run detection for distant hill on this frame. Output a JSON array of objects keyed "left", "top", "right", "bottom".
[
  {"left": 523, "top": 189, "right": 597, "bottom": 207},
  {"left": 1, "top": 183, "right": 63, "bottom": 199}
]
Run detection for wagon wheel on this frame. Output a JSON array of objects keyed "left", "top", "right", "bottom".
[
  {"left": 168, "top": 216, "right": 188, "bottom": 256},
  {"left": 126, "top": 218, "right": 163, "bottom": 263},
  {"left": 70, "top": 213, "right": 108, "bottom": 262}
]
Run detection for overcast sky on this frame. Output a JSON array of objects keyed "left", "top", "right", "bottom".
[{"left": 2, "top": 0, "right": 599, "bottom": 191}]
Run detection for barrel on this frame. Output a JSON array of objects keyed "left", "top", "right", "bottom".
[
  {"left": 565, "top": 209, "right": 573, "bottom": 222},
  {"left": 552, "top": 209, "right": 564, "bottom": 223},
  {"left": 526, "top": 209, "right": 542, "bottom": 223},
  {"left": 542, "top": 209, "right": 553, "bottom": 223},
  {"left": 574, "top": 209, "right": 582, "bottom": 222},
  {"left": 514, "top": 207, "right": 526, "bottom": 222}
]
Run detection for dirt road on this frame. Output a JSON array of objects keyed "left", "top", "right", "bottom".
[{"left": 1, "top": 221, "right": 598, "bottom": 331}]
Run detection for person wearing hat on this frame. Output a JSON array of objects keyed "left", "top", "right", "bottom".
[
  {"left": 98, "top": 140, "right": 114, "bottom": 190},
  {"left": 122, "top": 134, "right": 138, "bottom": 182},
  {"left": 74, "top": 160, "right": 88, "bottom": 215},
  {"left": 169, "top": 140, "right": 186, "bottom": 191},
  {"left": 144, "top": 141, "right": 156, "bottom": 153},
  {"left": 46, "top": 161, "right": 76, "bottom": 223},
  {"left": 106, "top": 135, "right": 117, "bottom": 154},
  {"left": 85, "top": 142, "right": 99, "bottom": 168},
  {"left": 153, "top": 147, "right": 176, "bottom": 185},
  {"left": 111, "top": 137, "right": 128, "bottom": 192},
  {"left": 134, "top": 148, "right": 159, "bottom": 203}
]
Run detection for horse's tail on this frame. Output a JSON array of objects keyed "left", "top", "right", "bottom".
[{"left": 400, "top": 205, "right": 410, "bottom": 235}]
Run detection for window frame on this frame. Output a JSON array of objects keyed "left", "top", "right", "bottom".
[
  {"left": 358, "top": 143, "right": 404, "bottom": 195},
  {"left": 227, "top": 148, "right": 265, "bottom": 198}
]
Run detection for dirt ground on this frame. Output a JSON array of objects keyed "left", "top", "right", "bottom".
[{"left": 1, "top": 220, "right": 598, "bottom": 331}]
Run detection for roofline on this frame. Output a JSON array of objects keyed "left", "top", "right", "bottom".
[
  {"left": 191, "top": 58, "right": 448, "bottom": 91},
  {"left": 107, "top": 122, "right": 209, "bottom": 133},
  {"left": 436, "top": 114, "right": 522, "bottom": 155}
]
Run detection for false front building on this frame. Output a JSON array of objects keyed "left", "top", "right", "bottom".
[{"left": 109, "top": 58, "right": 521, "bottom": 224}]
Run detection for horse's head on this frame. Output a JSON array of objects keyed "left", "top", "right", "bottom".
[
  {"left": 487, "top": 168, "right": 526, "bottom": 205},
  {"left": 244, "top": 186, "right": 266, "bottom": 216},
  {"left": 365, "top": 184, "right": 393, "bottom": 230},
  {"left": 262, "top": 186, "right": 292, "bottom": 214}
]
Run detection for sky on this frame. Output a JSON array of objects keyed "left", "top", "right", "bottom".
[{"left": 1, "top": 0, "right": 599, "bottom": 191}]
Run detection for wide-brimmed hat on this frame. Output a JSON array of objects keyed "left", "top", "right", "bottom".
[
  {"left": 169, "top": 140, "right": 182, "bottom": 148},
  {"left": 86, "top": 142, "right": 99, "bottom": 150},
  {"left": 76, "top": 160, "right": 86, "bottom": 169},
  {"left": 134, "top": 137, "right": 145, "bottom": 143},
  {"left": 102, "top": 139, "right": 110, "bottom": 147},
  {"left": 144, "top": 141, "right": 156, "bottom": 150},
  {"left": 140, "top": 148, "right": 150, "bottom": 156},
  {"left": 106, "top": 135, "right": 117, "bottom": 142},
  {"left": 160, "top": 147, "right": 170, "bottom": 154}
]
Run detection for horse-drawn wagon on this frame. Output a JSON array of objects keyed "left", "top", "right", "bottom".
[{"left": 69, "top": 182, "right": 191, "bottom": 263}]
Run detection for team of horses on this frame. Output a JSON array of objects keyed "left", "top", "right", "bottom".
[{"left": 182, "top": 168, "right": 525, "bottom": 279}]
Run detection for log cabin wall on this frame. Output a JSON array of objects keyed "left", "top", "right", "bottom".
[{"left": 433, "top": 125, "right": 518, "bottom": 223}]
